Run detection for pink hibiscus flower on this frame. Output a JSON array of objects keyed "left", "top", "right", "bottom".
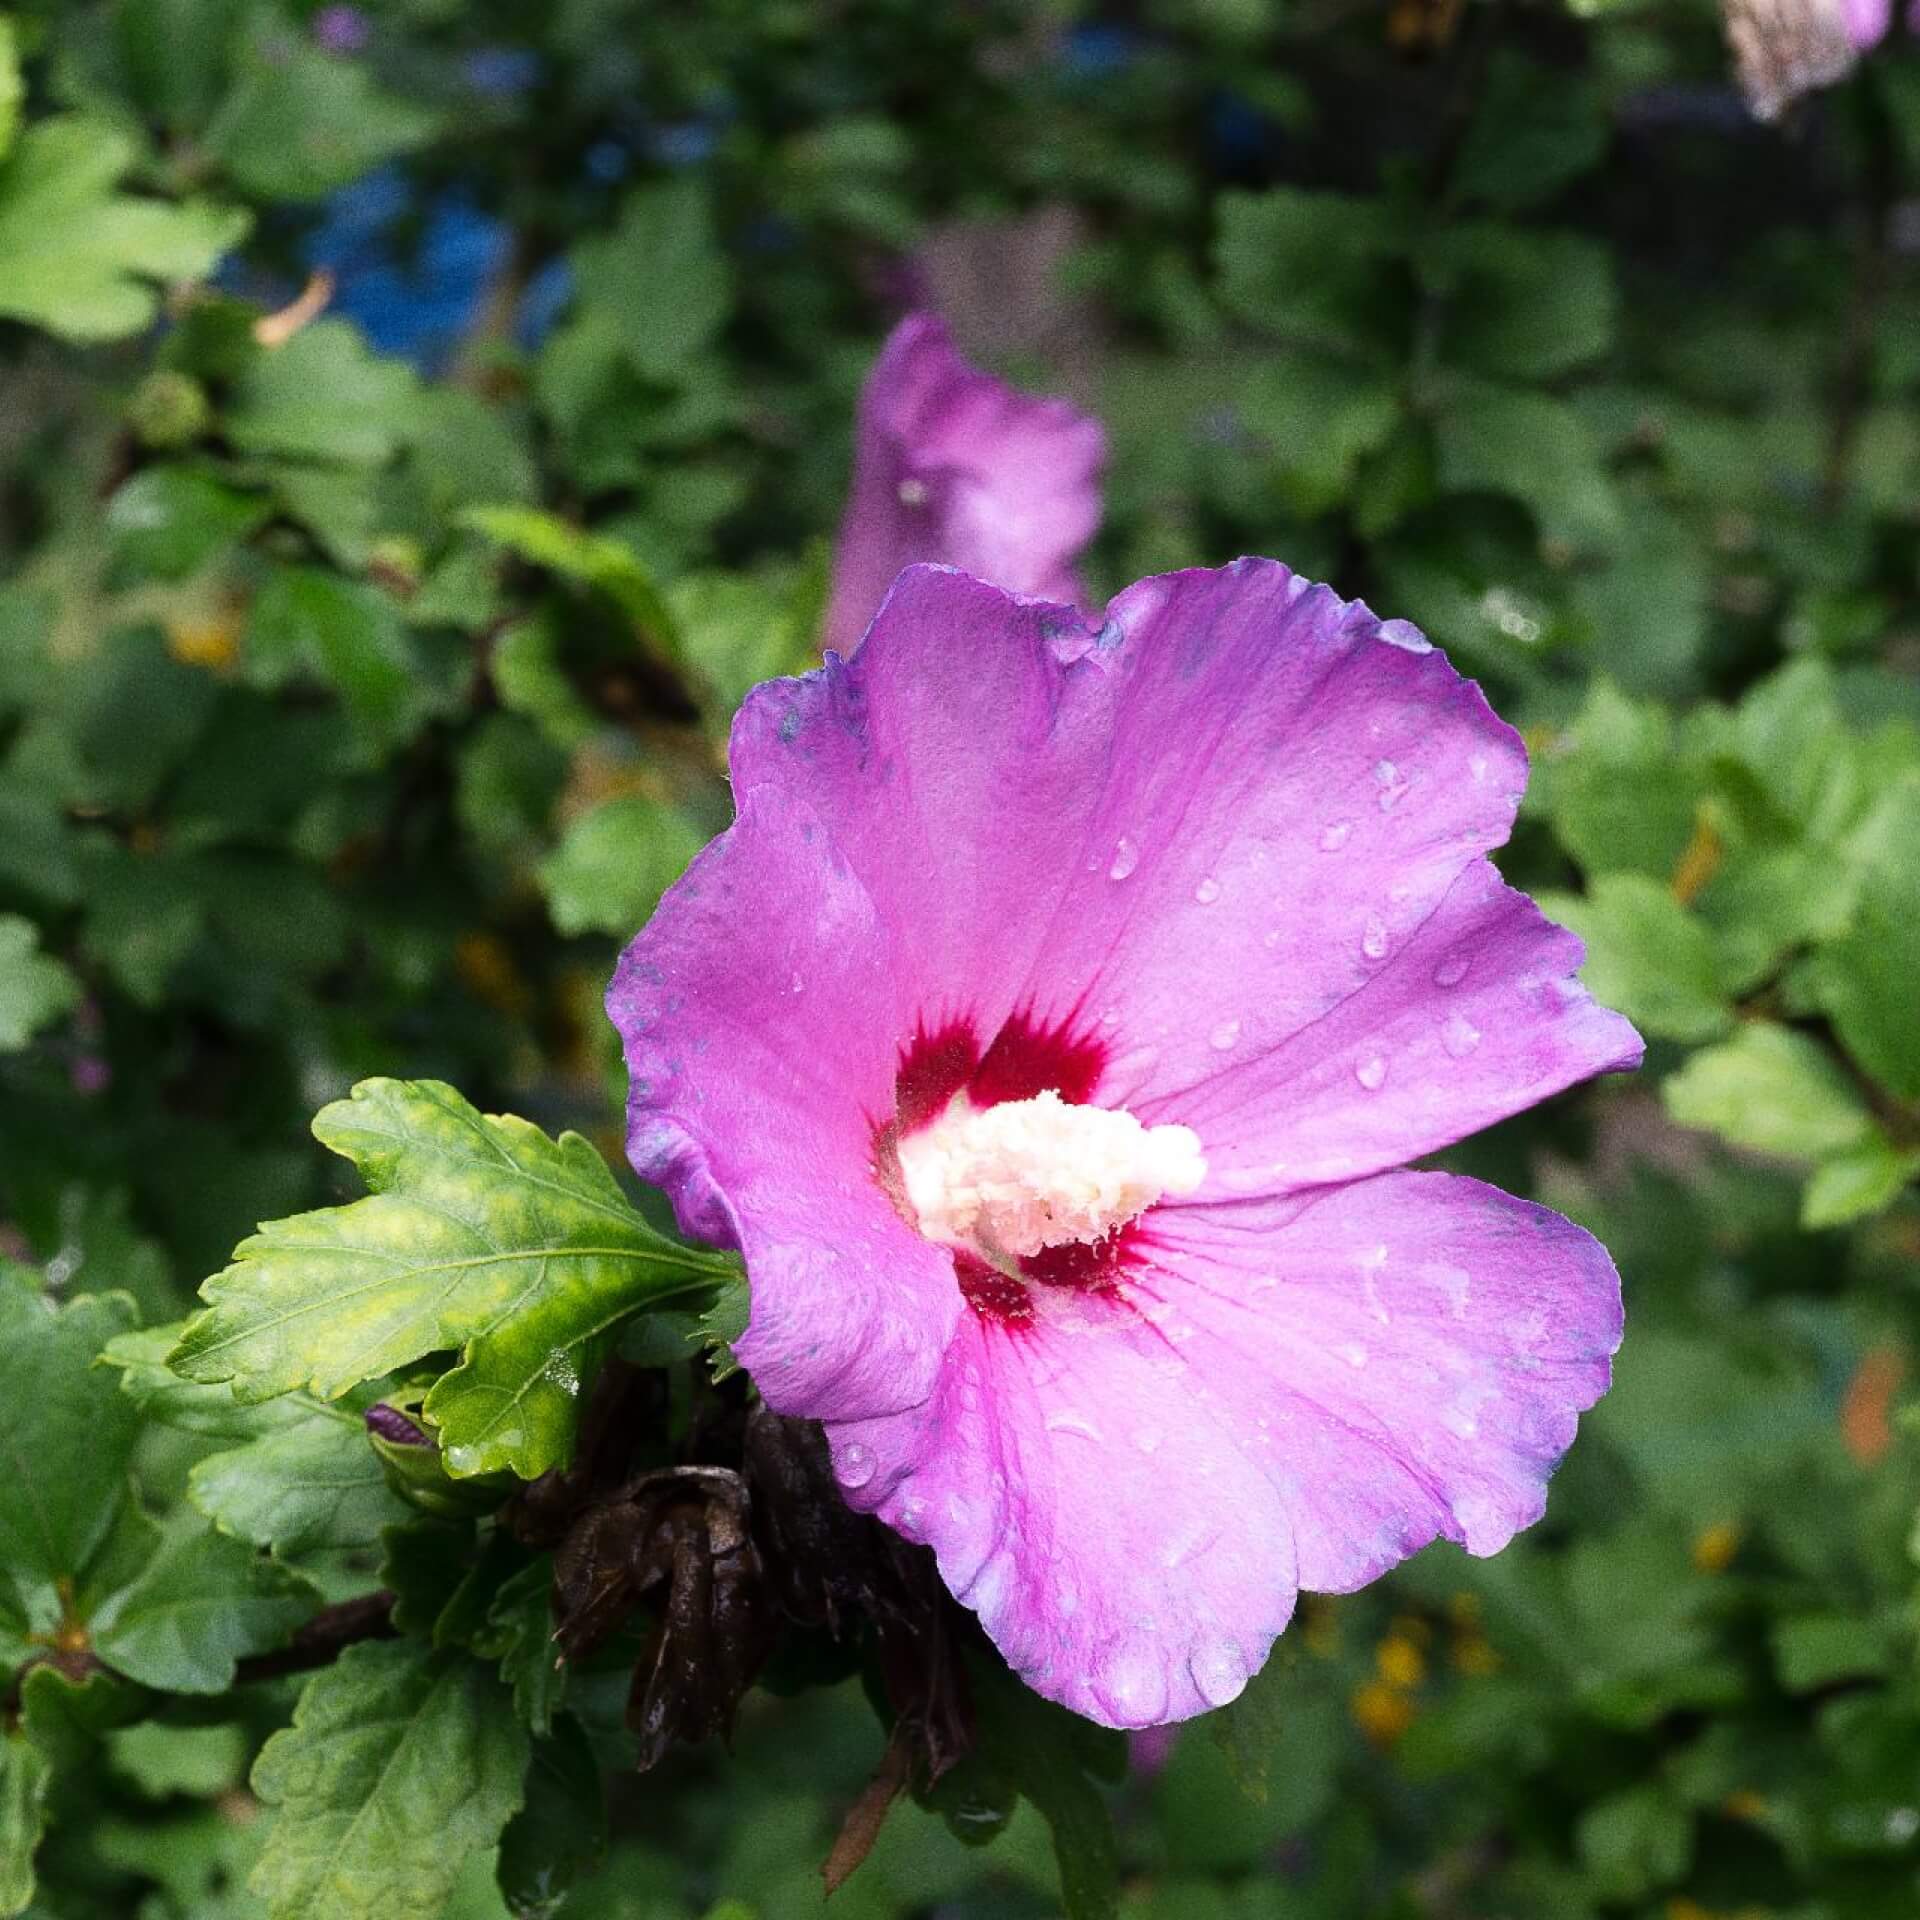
[
  {"left": 820, "top": 313, "right": 1105, "bottom": 655},
  {"left": 609, "top": 561, "right": 1642, "bottom": 1728}
]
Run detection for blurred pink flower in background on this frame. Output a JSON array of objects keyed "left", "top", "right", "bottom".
[{"left": 821, "top": 314, "right": 1105, "bottom": 655}]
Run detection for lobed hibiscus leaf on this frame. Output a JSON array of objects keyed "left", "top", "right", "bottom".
[
  {"left": 0, "top": 1267, "right": 139, "bottom": 1599},
  {"left": 0, "top": 914, "right": 81, "bottom": 1052},
  {"left": 169, "top": 1079, "right": 734, "bottom": 1480},
  {"left": 88, "top": 1517, "right": 317, "bottom": 1695},
  {"left": 247, "top": 1638, "right": 528, "bottom": 1920},
  {"left": 0, "top": 1726, "right": 49, "bottom": 1917},
  {"left": 0, "top": 117, "right": 247, "bottom": 343},
  {"left": 104, "top": 1325, "right": 415, "bottom": 1559}
]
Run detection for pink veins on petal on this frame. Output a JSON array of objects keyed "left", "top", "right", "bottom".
[{"left": 608, "top": 558, "right": 1643, "bottom": 1728}]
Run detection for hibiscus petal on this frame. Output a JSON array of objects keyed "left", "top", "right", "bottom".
[
  {"left": 828, "top": 1167, "right": 1616, "bottom": 1723},
  {"left": 607, "top": 791, "right": 961, "bottom": 1420},
  {"left": 1138, "top": 1169, "right": 1623, "bottom": 1589},
  {"left": 733, "top": 567, "right": 1115, "bottom": 1043},
  {"left": 1004, "top": 561, "right": 1561, "bottom": 1111},
  {"left": 828, "top": 1290, "right": 1300, "bottom": 1728},
  {"left": 1156, "top": 858, "right": 1644, "bottom": 1194},
  {"left": 821, "top": 313, "right": 1105, "bottom": 655}
]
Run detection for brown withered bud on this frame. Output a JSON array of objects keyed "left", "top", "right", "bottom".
[
  {"left": 743, "top": 1408, "right": 974, "bottom": 1787},
  {"left": 549, "top": 1466, "right": 774, "bottom": 1771},
  {"left": 625, "top": 1474, "right": 773, "bottom": 1770},
  {"left": 508, "top": 1361, "right": 668, "bottom": 1549}
]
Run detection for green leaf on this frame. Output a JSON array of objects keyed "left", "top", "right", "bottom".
[
  {"left": 170, "top": 1079, "right": 731, "bottom": 1479},
  {"left": 1535, "top": 875, "right": 1731, "bottom": 1043},
  {"left": 188, "top": 1406, "right": 414, "bottom": 1558},
  {"left": 461, "top": 506, "right": 682, "bottom": 657},
  {"left": 0, "top": 915, "right": 80, "bottom": 1051},
  {"left": 227, "top": 320, "right": 422, "bottom": 467},
  {"left": 1577, "top": 1783, "right": 1692, "bottom": 1901},
  {"left": 480, "top": 1560, "right": 564, "bottom": 1737},
  {"left": 0, "top": 16, "right": 21, "bottom": 166},
  {"left": 1450, "top": 53, "right": 1608, "bottom": 212},
  {"left": 0, "top": 117, "right": 246, "bottom": 342},
  {"left": 208, "top": 47, "right": 437, "bottom": 201},
  {"left": 537, "top": 794, "right": 708, "bottom": 940},
  {"left": 0, "top": 1271, "right": 138, "bottom": 1595},
  {"left": 1800, "top": 1139, "right": 1920, "bottom": 1230},
  {"left": 572, "top": 180, "right": 731, "bottom": 381},
  {"left": 496, "top": 1717, "right": 606, "bottom": 1919},
  {"left": 1432, "top": 379, "right": 1621, "bottom": 548},
  {"left": 89, "top": 1520, "right": 316, "bottom": 1693},
  {"left": 247, "top": 568, "right": 423, "bottom": 751},
  {"left": 0, "top": 1729, "right": 48, "bottom": 1917},
  {"left": 1204, "top": 1654, "right": 1289, "bottom": 1804},
  {"left": 1801, "top": 779, "right": 1920, "bottom": 1100},
  {"left": 1214, "top": 187, "right": 1408, "bottom": 363},
  {"left": 248, "top": 1639, "right": 529, "bottom": 1920},
  {"left": 1771, "top": 1614, "right": 1892, "bottom": 1692},
  {"left": 969, "top": 1653, "right": 1120, "bottom": 1920},
  {"left": 1239, "top": 356, "right": 1402, "bottom": 515},
  {"left": 1541, "top": 684, "right": 1699, "bottom": 880},
  {"left": 1424, "top": 225, "right": 1615, "bottom": 382},
  {"left": 105, "top": 466, "right": 269, "bottom": 583},
  {"left": 1663, "top": 1025, "right": 1877, "bottom": 1162}
]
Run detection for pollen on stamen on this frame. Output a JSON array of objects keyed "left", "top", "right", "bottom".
[{"left": 900, "top": 1088, "right": 1205, "bottom": 1260}]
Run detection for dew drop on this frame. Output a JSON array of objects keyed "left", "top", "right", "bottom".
[
  {"left": 1361, "top": 915, "right": 1390, "bottom": 962},
  {"left": 1045, "top": 1409, "right": 1102, "bottom": 1442},
  {"left": 1354, "top": 1054, "right": 1387, "bottom": 1092},
  {"left": 1441, "top": 1013, "right": 1483, "bottom": 1058},
  {"left": 895, "top": 1495, "right": 928, "bottom": 1541},
  {"left": 1432, "top": 951, "right": 1470, "bottom": 988},
  {"left": 1108, "top": 836, "right": 1140, "bottom": 881},
  {"left": 1377, "top": 618, "right": 1433, "bottom": 655},
  {"left": 897, "top": 477, "right": 930, "bottom": 507},
  {"left": 1209, "top": 1019, "right": 1241, "bottom": 1052},
  {"left": 1337, "top": 1342, "right": 1369, "bottom": 1369},
  {"left": 1094, "top": 1643, "right": 1169, "bottom": 1726},
  {"left": 1189, "top": 1638, "right": 1251, "bottom": 1708},
  {"left": 1320, "top": 820, "right": 1352, "bottom": 852},
  {"left": 1374, "top": 759, "right": 1412, "bottom": 811},
  {"left": 1133, "top": 1426, "right": 1164, "bottom": 1455},
  {"left": 790, "top": 973, "right": 805, "bottom": 994},
  {"left": 836, "top": 1442, "right": 875, "bottom": 1488},
  {"left": 1194, "top": 876, "right": 1222, "bottom": 904}
]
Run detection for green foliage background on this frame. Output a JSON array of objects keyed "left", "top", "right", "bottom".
[{"left": 2, "top": 2, "right": 1919, "bottom": 1918}]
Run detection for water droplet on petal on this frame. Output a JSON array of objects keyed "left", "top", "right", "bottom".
[
  {"left": 1194, "top": 876, "right": 1222, "bottom": 904},
  {"left": 1355, "top": 1054, "right": 1387, "bottom": 1091},
  {"left": 1209, "top": 1019, "right": 1241, "bottom": 1052},
  {"left": 837, "top": 1442, "right": 875, "bottom": 1489},
  {"left": 1338, "top": 1342, "right": 1369, "bottom": 1369},
  {"left": 895, "top": 1495, "right": 928, "bottom": 1541},
  {"left": 1320, "top": 820, "right": 1352, "bottom": 852},
  {"left": 1094, "top": 1643, "right": 1168, "bottom": 1725},
  {"left": 1133, "top": 1426, "right": 1164, "bottom": 1455},
  {"left": 1441, "top": 1013, "right": 1483, "bottom": 1058},
  {"left": 1377, "top": 618, "right": 1432, "bottom": 655},
  {"left": 1108, "top": 836, "right": 1140, "bottom": 881},
  {"left": 1374, "top": 759, "right": 1412, "bottom": 811},
  {"left": 1045, "top": 1409, "right": 1102, "bottom": 1442},
  {"left": 1433, "top": 951, "right": 1470, "bottom": 988},
  {"left": 1362, "top": 916, "right": 1390, "bottom": 962},
  {"left": 790, "top": 973, "right": 805, "bottom": 994},
  {"left": 1189, "top": 1638, "right": 1251, "bottom": 1708}
]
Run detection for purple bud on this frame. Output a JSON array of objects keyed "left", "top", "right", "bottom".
[
  {"left": 313, "top": 6, "right": 370, "bottom": 54},
  {"left": 365, "top": 1402, "right": 431, "bottom": 1447}
]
